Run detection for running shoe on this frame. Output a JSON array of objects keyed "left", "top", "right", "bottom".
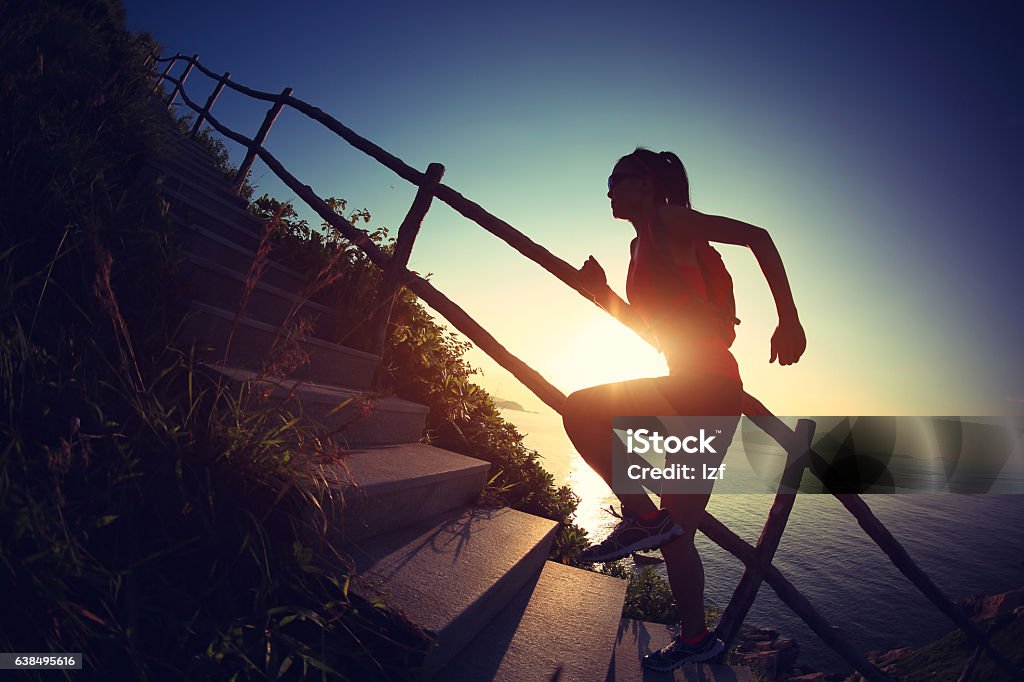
[
  {"left": 642, "top": 629, "right": 725, "bottom": 671},
  {"left": 577, "top": 507, "right": 683, "bottom": 563}
]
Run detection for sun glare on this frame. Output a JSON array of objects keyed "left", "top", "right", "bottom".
[{"left": 549, "top": 316, "right": 668, "bottom": 393}]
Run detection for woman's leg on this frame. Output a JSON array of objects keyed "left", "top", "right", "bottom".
[
  {"left": 563, "top": 373, "right": 740, "bottom": 637},
  {"left": 562, "top": 377, "right": 682, "bottom": 516},
  {"left": 659, "top": 494, "right": 712, "bottom": 639},
  {"left": 657, "top": 378, "right": 740, "bottom": 639}
]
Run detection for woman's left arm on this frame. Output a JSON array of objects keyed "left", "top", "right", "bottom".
[{"left": 665, "top": 206, "right": 807, "bottom": 365}]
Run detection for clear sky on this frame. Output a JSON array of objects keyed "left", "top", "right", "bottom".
[{"left": 125, "top": 1, "right": 1024, "bottom": 417}]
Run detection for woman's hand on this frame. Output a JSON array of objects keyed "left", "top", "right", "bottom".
[
  {"left": 770, "top": 317, "right": 806, "bottom": 366},
  {"left": 578, "top": 255, "right": 607, "bottom": 294}
]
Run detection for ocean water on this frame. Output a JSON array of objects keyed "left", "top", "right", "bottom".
[{"left": 501, "top": 408, "right": 1024, "bottom": 674}]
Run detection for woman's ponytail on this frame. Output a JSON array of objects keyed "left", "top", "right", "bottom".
[
  {"left": 657, "top": 151, "right": 691, "bottom": 208},
  {"left": 625, "top": 147, "right": 692, "bottom": 208}
]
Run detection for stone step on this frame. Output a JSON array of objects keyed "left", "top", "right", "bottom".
[
  {"left": 317, "top": 442, "right": 490, "bottom": 543},
  {"left": 164, "top": 196, "right": 263, "bottom": 253},
  {"left": 205, "top": 363, "right": 429, "bottom": 446},
  {"left": 179, "top": 134, "right": 228, "bottom": 160},
  {"left": 140, "top": 155, "right": 265, "bottom": 253},
  {"left": 181, "top": 302, "right": 380, "bottom": 390},
  {"left": 611, "top": 620, "right": 755, "bottom": 681},
  {"left": 168, "top": 133, "right": 226, "bottom": 167},
  {"left": 179, "top": 222, "right": 309, "bottom": 294},
  {"left": 435, "top": 561, "right": 628, "bottom": 682},
  {"left": 179, "top": 251, "right": 342, "bottom": 342},
  {"left": 345, "top": 506, "right": 559, "bottom": 677},
  {"left": 162, "top": 185, "right": 266, "bottom": 252},
  {"left": 160, "top": 170, "right": 254, "bottom": 222},
  {"left": 152, "top": 150, "right": 237, "bottom": 192}
]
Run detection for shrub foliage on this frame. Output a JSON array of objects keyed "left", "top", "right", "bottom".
[{"left": 1, "top": 1, "right": 590, "bottom": 679}]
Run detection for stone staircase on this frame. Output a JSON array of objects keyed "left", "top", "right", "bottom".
[{"left": 145, "top": 130, "right": 752, "bottom": 681}]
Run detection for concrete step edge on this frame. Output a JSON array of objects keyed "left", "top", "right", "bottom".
[
  {"left": 170, "top": 136, "right": 226, "bottom": 165},
  {"left": 182, "top": 251, "right": 337, "bottom": 317},
  {"left": 330, "top": 443, "right": 490, "bottom": 496},
  {"left": 160, "top": 183, "right": 261, "bottom": 229},
  {"left": 435, "top": 561, "right": 628, "bottom": 682},
  {"left": 187, "top": 301, "right": 380, "bottom": 361},
  {"left": 168, "top": 206, "right": 263, "bottom": 253},
  {"left": 183, "top": 222, "right": 309, "bottom": 288},
  {"left": 151, "top": 154, "right": 237, "bottom": 191},
  {"left": 346, "top": 506, "right": 559, "bottom": 676},
  {"left": 316, "top": 443, "right": 491, "bottom": 543},
  {"left": 205, "top": 363, "right": 428, "bottom": 415},
  {"left": 160, "top": 172, "right": 254, "bottom": 218}
]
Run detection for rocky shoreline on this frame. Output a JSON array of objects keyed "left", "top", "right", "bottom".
[{"left": 730, "top": 587, "right": 1024, "bottom": 681}]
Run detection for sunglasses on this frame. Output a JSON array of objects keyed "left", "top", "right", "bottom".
[{"left": 607, "top": 172, "right": 644, "bottom": 192}]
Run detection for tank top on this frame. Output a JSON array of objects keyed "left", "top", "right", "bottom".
[{"left": 626, "top": 235, "right": 741, "bottom": 382}]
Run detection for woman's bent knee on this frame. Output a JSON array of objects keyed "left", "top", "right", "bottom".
[{"left": 562, "top": 387, "right": 601, "bottom": 433}]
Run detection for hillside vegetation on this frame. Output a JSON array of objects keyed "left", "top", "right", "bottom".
[{"left": 0, "top": 0, "right": 588, "bottom": 679}]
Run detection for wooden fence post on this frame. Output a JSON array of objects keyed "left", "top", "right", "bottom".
[
  {"left": 716, "top": 418, "right": 816, "bottom": 650},
  {"left": 191, "top": 71, "right": 230, "bottom": 137},
  {"left": 233, "top": 87, "right": 293, "bottom": 194},
  {"left": 699, "top": 513, "right": 890, "bottom": 681},
  {"left": 153, "top": 57, "right": 176, "bottom": 93},
  {"left": 166, "top": 54, "right": 197, "bottom": 110},
  {"left": 368, "top": 163, "right": 445, "bottom": 357}
]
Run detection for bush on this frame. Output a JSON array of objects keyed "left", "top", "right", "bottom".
[
  {"left": 241, "top": 193, "right": 591, "bottom": 559},
  {"left": 0, "top": 2, "right": 430, "bottom": 678},
  {"left": 597, "top": 560, "right": 723, "bottom": 627}
]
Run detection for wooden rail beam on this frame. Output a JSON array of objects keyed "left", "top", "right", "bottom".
[
  {"left": 170, "top": 91, "right": 569, "bottom": 411},
  {"left": 156, "top": 58, "right": 807, "bottom": 426},
  {"left": 270, "top": 87, "right": 792, "bottom": 425},
  {"left": 832, "top": 492, "right": 1022, "bottom": 679}
]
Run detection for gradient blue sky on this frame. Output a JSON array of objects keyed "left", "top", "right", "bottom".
[{"left": 125, "top": 1, "right": 1023, "bottom": 416}]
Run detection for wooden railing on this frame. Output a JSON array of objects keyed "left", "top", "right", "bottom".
[{"left": 152, "top": 54, "right": 1022, "bottom": 681}]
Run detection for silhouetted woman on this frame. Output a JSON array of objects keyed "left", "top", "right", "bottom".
[{"left": 563, "top": 148, "right": 805, "bottom": 671}]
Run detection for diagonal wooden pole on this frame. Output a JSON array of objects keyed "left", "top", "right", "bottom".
[
  {"left": 830, "top": 491, "right": 1022, "bottom": 679},
  {"left": 699, "top": 512, "right": 890, "bottom": 681},
  {"left": 191, "top": 71, "right": 230, "bottom": 137},
  {"left": 168, "top": 89, "right": 569, "bottom": 411}
]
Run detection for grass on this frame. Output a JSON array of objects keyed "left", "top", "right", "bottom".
[
  {"left": 885, "top": 615, "right": 1024, "bottom": 681},
  {"left": 0, "top": 1, "right": 435, "bottom": 678},
  {"left": 595, "top": 559, "right": 723, "bottom": 628}
]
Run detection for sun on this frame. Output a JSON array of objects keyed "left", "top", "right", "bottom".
[{"left": 549, "top": 316, "right": 668, "bottom": 394}]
